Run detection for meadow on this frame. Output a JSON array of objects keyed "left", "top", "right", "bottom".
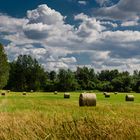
[{"left": 0, "top": 91, "right": 140, "bottom": 140}]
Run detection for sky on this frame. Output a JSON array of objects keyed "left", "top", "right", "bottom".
[{"left": 0, "top": 0, "right": 140, "bottom": 72}]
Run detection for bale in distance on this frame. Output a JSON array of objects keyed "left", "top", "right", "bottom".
[
  {"left": 103, "top": 92, "right": 107, "bottom": 95},
  {"left": 23, "top": 92, "right": 26, "bottom": 95},
  {"left": 54, "top": 91, "right": 58, "bottom": 95},
  {"left": 79, "top": 93, "right": 96, "bottom": 106},
  {"left": 125, "top": 95, "right": 134, "bottom": 101},
  {"left": 30, "top": 90, "right": 34, "bottom": 93},
  {"left": 7, "top": 90, "right": 10, "bottom": 93},
  {"left": 1, "top": 92, "right": 6, "bottom": 96},
  {"left": 64, "top": 93, "right": 70, "bottom": 99},
  {"left": 104, "top": 92, "right": 110, "bottom": 98}
]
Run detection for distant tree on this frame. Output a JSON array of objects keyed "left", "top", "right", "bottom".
[
  {"left": 57, "top": 69, "right": 79, "bottom": 91},
  {"left": 111, "top": 72, "right": 132, "bottom": 92},
  {"left": 97, "top": 81, "right": 113, "bottom": 92},
  {"left": 44, "top": 71, "right": 57, "bottom": 92},
  {"left": 97, "top": 69, "right": 119, "bottom": 82},
  {"left": 75, "top": 67, "right": 97, "bottom": 90},
  {"left": 0, "top": 43, "right": 9, "bottom": 89},
  {"left": 111, "top": 77, "right": 123, "bottom": 92},
  {"left": 49, "top": 71, "right": 57, "bottom": 82},
  {"left": 132, "top": 70, "right": 140, "bottom": 93},
  {"left": 7, "top": 55, "right": 47, "bottom": 91},
  {"left": 134, "top": 80, "right": 140, "bottom": 93}
]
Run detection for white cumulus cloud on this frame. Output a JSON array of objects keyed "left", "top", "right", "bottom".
[
  {"left": 0, "top": 4, "right": 140, "bottom": 72},
  {"left": 95, "top": 0, "right": 140, "bottom": 21}
]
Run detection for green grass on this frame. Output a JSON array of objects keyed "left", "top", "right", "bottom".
[{"left": 0, "top": 91, "right": 140, "bottom": 139}]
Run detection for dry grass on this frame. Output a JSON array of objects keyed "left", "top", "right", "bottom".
[
  {"left": 0, "top": 111, "right": 139, "bottom": 140},
  {"left": 0, "top": 92, "right": 139, "bottom": 140}
]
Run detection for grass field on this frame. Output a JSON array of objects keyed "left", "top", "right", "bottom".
[{"left": 0, "top": 91, "right": 140, "bottom": 140}]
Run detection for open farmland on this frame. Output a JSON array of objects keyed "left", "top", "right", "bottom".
[{"left": 0, "top": 91, "right": 140, "bottom": 140}]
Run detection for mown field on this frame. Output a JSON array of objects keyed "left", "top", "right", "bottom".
[{"left": 0, "top": 91, "right": 140, "bottom": 140}]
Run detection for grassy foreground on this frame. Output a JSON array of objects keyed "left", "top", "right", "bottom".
[{"left": 0, "top": 91, "right": 140, "bottom": 140}]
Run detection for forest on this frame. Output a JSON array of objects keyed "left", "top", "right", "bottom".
[{"left": 0, "top": 43, "right": 140, "bottom": 92}]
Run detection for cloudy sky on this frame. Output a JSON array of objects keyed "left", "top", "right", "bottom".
[{"left": 0, "top": 0, "right": 140, "bottom": 72}]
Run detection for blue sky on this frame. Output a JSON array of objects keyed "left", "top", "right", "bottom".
[
  {"left": 0, "top": 0, "right": 116, "bottom": 16},
  {"left": 0, "top": 0, "right": 140, "bottom": 72}
]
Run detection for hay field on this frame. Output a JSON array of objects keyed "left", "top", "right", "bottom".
[{"left": 0, "top": 91, "right": 140, "bottom": 140}]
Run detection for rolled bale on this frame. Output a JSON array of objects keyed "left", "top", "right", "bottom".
[
  {"left": 7, "top": 90, "right": 10, "bottom": 93},
  {"left": 105, "top": 92, "right": 110, "bottom": 98},
  {"left": 103, "top": 92, "right": 107, "bottom": 95},
  {"left": 125, "top": 95, "right": 134, "bottom": 101},
  {"left": 1, "top": 92, "right": 6, "bottom": 96},
  {"left": 23, "top": 92, "right": 26, "bottom": 95},
  {"left": 79, "top": 93, "right": 96, "bottom": 106},
  {"left": 30, "top": 90, "right": 34, "bottom": 93},
  {"left": 54, "top": 91, "right": 58, "bottom": 95},
  {"left": 64, "top": 93, "right": 70, "bottom": 99}
]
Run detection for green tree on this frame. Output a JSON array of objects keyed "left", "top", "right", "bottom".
[
  {"left": 57, "top": 69, "right": 79, "bottom": 91},
  {"left": 7, "top": 55, "right": 47, "bottom": 91},
  {"left": 97, "top": 69, "right": 119, "bottom": 82},
  {"left": 111, "top": 72, "right": 132, "bottom": 92},
  {"left": 134, "top": 80, "right": 140, "bottom": 93},
  {"left": 45, "top": 71, "right": 57, "bottom": 92},
  {"left": 132, "top": 70, "right": 140, "bottom": 92},
  {"left": 49, "top": 71, "right": 57, "bottom": 82},
  {"left": 97, "top": 81, "right": 113, "bottom": 92},
  {"left": 0, "top": 43, "right": 9, "bottom": 89},
  {"left": 75, "top": 67, "right": 97, "bottom": 90}
]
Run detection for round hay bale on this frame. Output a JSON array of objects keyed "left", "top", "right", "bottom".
[
  {"left": 103, "top": 92, "right": 107, "bottom": 95},
  {"left": 105, "top": 93, "right": 110, "bottom": 98},
  {"left": 125, "top": 95, "right": 134, "bottom": 101},
  {"left": 30, "top": 90, "right": 34, "bottom": 93},
  {"left": 7, "top": 90, "right": 10, "bottom": 93},
  {"left": 54, "top": 91, "right": 58, "bottom": 95},
  {"left": 114, "top": 92, "right": 118, "bottom": 95},
  {"left": 23, "top": 92, "right": 26, "bottom": 95},
  {"left": 1, "top": 92, "right": 6, "bottom": 96},
  {"left": 64, "top": 93, "right": 70, "bottom": 99},
  {"left": 79, "top": 93, "right": 96, "bottom": 106}
]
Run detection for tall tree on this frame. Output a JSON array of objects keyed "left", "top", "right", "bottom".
[
  {"left": 49, "top": 71, "right": 57, "bottom": 82},
  {"left": 132, "top": 70, "right": 140, "bottom": 92},
  {"left": 75, "top": 67, "right": 97, "bottom": 90},
  {"left": 44, "top": 71, "right": 57, "bottom": 92},
  {"left": 111, "top": 72, "right": 132, "bottom": 92},
  {"left": 7, "top": 55, "right": 47, "bottom": 91},
  {"left": 57, "top": 69, "right": 79, "bottom": 91},
  {"left": 0, "top": 43, "right": 9, "bottom": 89},
  {"left": 97, "top": 69, "right": 119, "bottom": 82}
]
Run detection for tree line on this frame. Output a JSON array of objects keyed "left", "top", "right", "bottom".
[{"left": 0, "top": 43, "right": 140, "bottom": 92}]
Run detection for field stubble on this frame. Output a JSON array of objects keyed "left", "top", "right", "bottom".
[{"left": 0, "top": 92, "right": 140, "bottom": 140}]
